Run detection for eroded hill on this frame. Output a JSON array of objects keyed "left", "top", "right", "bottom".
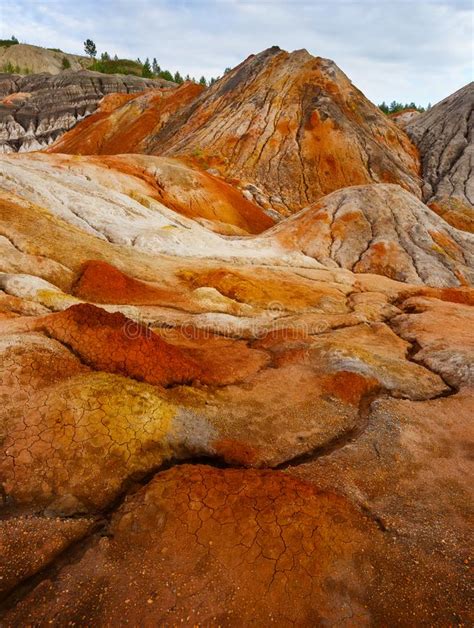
[{"left": 49, "top": 47, "right": 422, "bottom": 214}]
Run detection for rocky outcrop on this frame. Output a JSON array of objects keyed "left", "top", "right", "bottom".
[
  {"left": 7, "top": 463, "right": 469, "bottom": 627},
  {"left": 1, "top": 154, "right": 471, "bottom": 284},
  {"left": 0, "top": 153, "right": 274, "bottom": 236},
  {"left": 1, "top": 155, "right": 472, "bottom": 622},
  {"left": 389, "top": 108, "right": 421, "bottom": 129},
  {"left": 406, "top": 82, "right": 474, "bottom": 229},
  {"left": 0, "top": 70, "right": 174, "bottom": 153}
]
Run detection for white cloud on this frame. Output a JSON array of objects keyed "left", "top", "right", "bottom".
[{"left": 1, "top": 0, "right": 472, "bottom": 105}]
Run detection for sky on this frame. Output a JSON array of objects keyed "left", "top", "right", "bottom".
[{"left": 1, "top": 0, "right": 472, "bottom": 106}]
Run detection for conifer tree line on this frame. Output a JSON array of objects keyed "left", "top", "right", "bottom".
[{"left": 378, "top": 100, "right": 431, "bottom": 114}]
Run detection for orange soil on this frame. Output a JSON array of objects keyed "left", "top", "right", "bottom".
[{"left": 73, "top": 260, "right": 188, "bottom": 306}]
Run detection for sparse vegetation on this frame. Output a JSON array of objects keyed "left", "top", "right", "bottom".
[
  {"left": 1, "top": 61, "right": 32, "bottom": 74},
  {"left": 90, "top": 58, "right": 144, "bottom": 76},
  {"left": 61, "top": 56, "right": 71, "bottom": 70},
  {"left": 158, "top": 70, "right": 173, "bottom": 81},
  {"left": 88, "top": 47, "right": 216, "bottom": 84}
]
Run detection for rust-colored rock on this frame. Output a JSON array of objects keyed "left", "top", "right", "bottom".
[
  {"left": 265, "top": 183, "right": 474, "bottom": 286},
  {"left": 73, "top": 259, "right": 187, "bottom": 306},
  {"left": 98, "top": 154, "right": 275, "bottom": 234},
  {"left": 0, "top": 467, "right": 411, "bottom": 625},
  {"left": 4, "top": 464, "right": 472, "bottom": 626},
  {"left": 0, "top": 516, "right": 93, "bottom": 598},
  {"left": 289, "top": 390, "right": 473, "bottom": 625},
  {"left": 428, "top": 198, "right": 474, "bottom": 233},
  {"left": 0, "top": 69, "right": 170, "bottom": 153}
]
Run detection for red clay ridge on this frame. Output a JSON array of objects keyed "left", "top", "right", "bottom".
[{"left": 40, "top": 303, "right": 201, "bottom": 387}]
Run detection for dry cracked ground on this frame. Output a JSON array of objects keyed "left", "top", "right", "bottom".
[{"left": 0, "top": 47, "right": 473, "bottom": 626}]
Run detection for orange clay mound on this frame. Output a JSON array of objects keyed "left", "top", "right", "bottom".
[
  {"left": 46, "top": 48, "right": 420, "bottom": 215},
  {"left": 428, "top": 199, "right": 474, "bottom": 233},
  {"left": 98, "top": 92, "right": 140, "bottom": 113},
  {"left": 0, "top": 50, "right": 473, "bottom": 626}
]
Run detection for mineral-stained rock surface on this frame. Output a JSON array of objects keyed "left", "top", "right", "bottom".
[
  {"left": 0, "top": 152, "right": 274, "bottom": 236},
  {"left": 48, "top": 81, "right": 204, "bottom": 156},
  {"left": 47, "top": 46, "right": 422, "bottom": 214},
  {"left": 0, "top": 47, "right": 472, "bottom": 626},
  {"left": 406, "top": 82, "right": 474, "bottom": 230},
  {"left": 264, "top": 183, "right": 474, "bottom": 285},
  {"left": 3, "top": 464, "right": 458, "bottom": 627},
  {"left": 0, "top": 70, "right": 173, "bottom": 153}
]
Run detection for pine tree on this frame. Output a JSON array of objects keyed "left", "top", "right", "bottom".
[
  {"left": 101, "top": 51, "right": 110, "bottom": 61},
  {"left": 159, "top": 70, "right": 173, "bottom": 82},
  {"left": 113, "top": 54, "right": 118, "bottom": 61},
  {"left": 152, "top": 58, "right": 160, "bottom": 75},
  {"left": 173, "top": 71, "right": 184, "bottom": 84},
  {"left": 199, "top": 76, "right": 207, "bottom": 86},
  {"left": 84, "top": 39, "right": 97, "bottom": 58},
  {"left": 142, "top": 58, "right": 152, "bottom": 78}
]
